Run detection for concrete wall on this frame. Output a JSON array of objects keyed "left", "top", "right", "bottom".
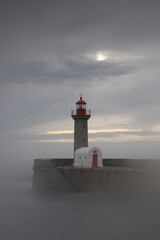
[
  {"left": 33, "top": 158, "right": 160, "bottom": 169},
  {"left": 74, "top": 118, "right": 88, "bottom": 151},
  {"left": 34, "top": 158, "right": 73, "bottom": 168},
  {"left": 32, "top": 167, "right": 75, "bottom": 192},
  {"left": 32, "top": 166, "right": 160, "bottom": 193},
  {"left": 103, "top": 158, "right": 160, "bottom": 169},
  {"left": 32, "top": 158, "right": 160, "bottom": 193}
]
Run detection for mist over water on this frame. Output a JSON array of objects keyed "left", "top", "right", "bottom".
[{"left": 1, "top": 174, "right": 160, "bottom": 240}]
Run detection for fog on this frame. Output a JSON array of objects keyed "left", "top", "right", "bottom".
[
  {"left": 1, "top": 138, "right": 160, "bottom": 240},
  {"left": 1, "top": 168, "right": 160, "bottom": 240},
  {"left": 1, "top": 0, "right": 160, "bottom": 238}
]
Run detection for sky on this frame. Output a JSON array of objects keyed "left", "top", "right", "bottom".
[{"left": 1, "top": 0, "right": 160, "bottom": 176}]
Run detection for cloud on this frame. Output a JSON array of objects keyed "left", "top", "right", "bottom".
[
  {"left": 46, "top": 128, "right": 142, "bottom": 135},
  {"left": 24, "top": 139, "right": 73, "bottom": 143},
  {"left": 17, "top": 127, "right": 160, "bottom": 145},
  {"left": 1, "top": 0, "right": 159, "bottom": 86},
  {"left": 0, "top": 55, "right": 137, "bottom": 85}
]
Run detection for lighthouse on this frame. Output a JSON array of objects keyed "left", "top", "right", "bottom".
[{"left": 71, "top": 96, "right": 91, "bottom": 152}]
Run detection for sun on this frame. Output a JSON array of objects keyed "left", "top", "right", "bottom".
[{"left": 96, "top": 54, "right": 107, "bottom": 61}]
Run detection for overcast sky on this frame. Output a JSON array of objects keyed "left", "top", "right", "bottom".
[{"left": 1, "top": 0, "right": 160, "bottom": 174}]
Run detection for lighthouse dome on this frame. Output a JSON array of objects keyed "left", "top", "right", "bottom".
[{"left": 76, "top": 97, "right": 86, "bottom": 104}]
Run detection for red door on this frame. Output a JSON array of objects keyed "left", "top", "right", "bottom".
[{"left": 92, "top": 154, "right": 98, "bottom": 167}]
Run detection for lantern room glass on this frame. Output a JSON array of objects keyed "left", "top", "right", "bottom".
[{"left": 76, "top": 104, "right": 86, "bottom": 110}]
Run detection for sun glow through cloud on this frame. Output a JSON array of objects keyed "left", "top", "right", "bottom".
[
  {"left": 45, "top": 128, "right": 142, "bottom": 135},
  {"left": 46, "top": 130, "right": 73, "bottom": 135},
  {"left": 96, "top": 54, "right": 107, "bottom": 61},
  {"left": 24, "top": 132, "right": 160, "bottom": 144}
]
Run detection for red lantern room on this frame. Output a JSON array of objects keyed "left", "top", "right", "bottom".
[
  {"left": 76, "top": 97, "right": 86, "bottom": 115},
  {"left": 71, "top": 96, "right": 91, "bottom": 116}
]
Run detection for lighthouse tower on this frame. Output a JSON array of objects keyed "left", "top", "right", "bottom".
[{"left": 71, "top": 96, "right": 91, "bottom": 152}]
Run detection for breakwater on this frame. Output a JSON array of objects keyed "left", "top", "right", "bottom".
[{"left": 32, "top": 158, "right": 160, "bottom": 193}]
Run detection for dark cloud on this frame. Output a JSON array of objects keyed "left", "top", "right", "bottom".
[
  {"left": 0, "top": 0, "right": 159, "bottom": 89},
  {"left": 1, "top": 0, "right": 160, "bottom": 71},
  {"left": 0, "top": 57, "right": 136, "bottom": 85}
]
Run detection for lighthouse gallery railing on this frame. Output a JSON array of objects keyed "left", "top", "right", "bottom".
[{"left": 71, "top": 109, "right": 91, "bottom": 115}]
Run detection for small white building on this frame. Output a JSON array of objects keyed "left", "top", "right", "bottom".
[{"left": 74, "top": 147, "right": 103, "bottom": 168}]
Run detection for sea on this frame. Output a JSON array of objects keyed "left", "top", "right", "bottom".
[{"left": 0, "top": 176, "right": 160, "bottom": 240}]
